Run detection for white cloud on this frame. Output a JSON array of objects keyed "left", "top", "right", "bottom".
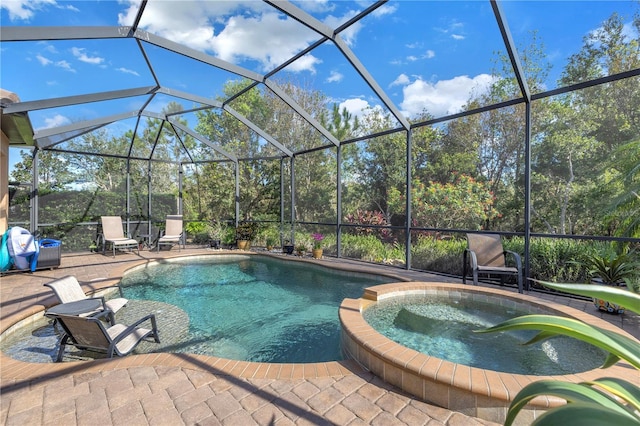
[
  {"left": 424, "top": 50, "right": 435, "bottom": 59},
  {"left": 36, "top": 54, "right": 52, "bottom": 66},
  {"left": 293, "top": 0, "right": 335, "bottom": 14},
  {"left": 371, "top": 4, "right": 397, "bottom": 18},
  {"left": 39, "top": 114, "right": 70, "bottom": 130},
  {"left": 54, "top": 60, "right": 75, "bottom": 72},
  {"left": 1, "top": 0, "right": 55, "bottom": 21},
  {"left": 116, "top": 67, "right": 140, "bottom": 77},
  {"left": 451, "top": 34, "right": 465, "bottom": 41},
  {"left": 71, "top": 47, "right": 104, "bottom": 65},
  {"left": 36, "top": 54, "right": 75, "bottom": 72},
  {"left": 399, "top": 74, "right": 496, "bottom": 118},
  {"left": 390, "top": 74, "right": 410, "bottom": 87},
  {"left": 339, "top": 98, "right": 370, "bottom": 122},
  {"left": 119, "top": 1, "right": 324, "bottom": 73},
  {"left": 326, "top": 71, "right": 343, "bottom": 83}
]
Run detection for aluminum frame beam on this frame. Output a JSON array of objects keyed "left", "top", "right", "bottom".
[
  {"left": 133, "top": 29, "right": 263, "bottom": 82},
  {"left": 0, "top": 26, "right": 131, "bottom": 41},
  {"left": 168, "top": 119, "right": 238, "bottom": 162},
  {"left": 265, "top": 0, "right": 410, "bottom": 131},
  {"left": 2, "top": 86, "right": 158, "bottom": 114},
  {"left": 223, "top": 105, "right": 293, "bottom": 157},
  {"left": 263, "top": 80, "right": 340, "bottom": 146},
  {"left": 34, "top": 111, "right": 140, "bottom": 147}
]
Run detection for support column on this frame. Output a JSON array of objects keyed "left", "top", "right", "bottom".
[
  {"left": 405, "top": 130, "right": 412, "bottom": 270},
  {"left": 234, "top": 161, "right": 240, "bottom": 227},
  {"left": 290, "top": 156, "right": 295, "bottom": 244},
  {"left": 30, "top": 148, "right": 38, "bottom": 234},
  {"left": 336, "top": 145, "right": 342, "bottom": 258}
]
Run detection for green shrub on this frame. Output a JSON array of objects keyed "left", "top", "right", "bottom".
[
  {"left": 341, "top": 234, "right": 404, "bottom": 264},
  {"left": 411, "top": 235, "right": 466, "bottom": 273}
]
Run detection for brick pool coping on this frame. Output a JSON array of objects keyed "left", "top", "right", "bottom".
[{"left": 339, "top": 282, "right": 640, "bottom": 424}]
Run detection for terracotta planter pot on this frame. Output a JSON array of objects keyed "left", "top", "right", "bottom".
[
  {"left": 312, "top": 248, "right": 323, "bottom": 259},
  {"left": 237, "top": 240, "right": 251, "bottom": 250}
]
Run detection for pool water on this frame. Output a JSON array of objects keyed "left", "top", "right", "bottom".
[
  {"left": 363, "top": 295, "right": 607, "bottom": 375},
  {"left": 120, "top": 255, "right": 391, "bottom": 363}
]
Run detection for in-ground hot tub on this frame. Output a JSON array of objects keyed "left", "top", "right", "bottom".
[{"left": 339, "top": 282, "right": 640, "bottom": 425}]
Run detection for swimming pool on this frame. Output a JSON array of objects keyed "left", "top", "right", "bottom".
[
  {"left": 119, "top": 255, "right": 392, "bottom": 363},
  {"left": 363, "top": 294, "right": 605, "bottom": 375}
]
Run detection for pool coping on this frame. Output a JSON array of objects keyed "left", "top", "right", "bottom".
[
  {"left": 339, "top": 282, "right": 640, "bottom": 424},
  {"left": 0, "top": 251, "right": 412, "bottom": 383}
]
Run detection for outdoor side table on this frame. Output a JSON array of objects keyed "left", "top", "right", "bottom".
[{"left": 45, "top": 299, "right": 114, "bottom": 324}]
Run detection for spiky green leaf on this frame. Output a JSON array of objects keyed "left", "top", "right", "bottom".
[
  {"left": 531, "top": 403, "right": 640, "bottom": 426},
  {"left": 504, "top": 380, "right": 636, "bottom": 426},
  {"left": 477, "top": 314, "right": 640, "bottom": 368},
  {"left": 587, "top": 377, "right": 640, "bottom": 411},
  {"left": 534, "top": 281, "right": 640, "bottom": 314}
]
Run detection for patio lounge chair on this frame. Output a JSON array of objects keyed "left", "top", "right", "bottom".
[
  {"left": 157, "top": 215, "right": 184, "bottom": 251},
  {"left": 463, "top": 233, "right": 524, "bottom": 293},
  {"left": 50, "top": 312, "right": 160, "bottom": 361},
  {"left": 101, "top": 216, "right": 139, "bottom": 257},
  {"left": 43, "top": 275, "right": 128, "bottom": 324}
]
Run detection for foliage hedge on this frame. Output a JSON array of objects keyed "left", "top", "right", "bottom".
[
  {"left": 9, "top": 190, "right": 176, "bottom": 252},
  {"left": 7, "top": 191, "right": 635, "bottom": 285}
]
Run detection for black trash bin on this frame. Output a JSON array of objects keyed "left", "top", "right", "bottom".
[{"left": 37, "top": 239, "right": 61, "bottom": 270}]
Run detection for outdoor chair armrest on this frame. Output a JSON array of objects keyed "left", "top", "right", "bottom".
[
  {"left": 84, "top": 295, "right": 108, "bottom": 309},
  {"left": 112, "top": 314, "right": 161, "bottom": 346},
  {"left": 462, "top": 248, "right": 479, "bottom": 285},
  {"left": 504, "top": 250, "right": 522, "bottom": 270},
  {"left": 464, "top": 248, "right": 479, "bottom": 268}
]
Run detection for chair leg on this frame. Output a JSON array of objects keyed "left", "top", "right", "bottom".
[
  {"left": 517, "top": 271, "right": 524, "bottom": 294},
  {"left": 56, "top": 334, "right": 70, "bottom": 362},
  {"left": 462, "top": 251, "right": 468, "bottom": 285}
]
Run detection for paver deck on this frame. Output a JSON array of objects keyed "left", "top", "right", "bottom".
[{"left": 1, "top": 247, "right": 638, "bottom": 425}]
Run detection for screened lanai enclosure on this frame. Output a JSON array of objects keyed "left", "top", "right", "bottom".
[{"left": 1, "top": 0, "right": 639, "bottom": 289}]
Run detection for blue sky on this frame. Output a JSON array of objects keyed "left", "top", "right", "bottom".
[{"left": 1, "top": 0, "right": 638, "bottom": 139}]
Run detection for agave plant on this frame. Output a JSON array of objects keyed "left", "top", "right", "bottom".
[
  {"left": 478, "top": 281, "right": 640, "bottom": 426},
  {"left": 584, "top": 251, "right": 639, "bottom": 285}
]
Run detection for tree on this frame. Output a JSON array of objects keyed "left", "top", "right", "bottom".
[
  {"left": 390, "top": 173, "right": 498, "bottom": 231},
  {"left": 10, "top": 149, "right": 76, "bottom": 191},
  {"left": 346, "top": 107, "right": 407, "bottom": 224}
]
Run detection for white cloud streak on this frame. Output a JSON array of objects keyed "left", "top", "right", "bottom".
[{"left": 399, "top": 74, "right": 496, "bottom": 118}]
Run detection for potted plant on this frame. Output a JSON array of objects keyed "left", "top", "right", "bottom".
[
  {"left": 221, "top": 226, "right": 236, "bottom": 249},
  {"left": 265, "top": 236, "right": 277, "bottom": 251},
  {"left": 295, "top": 243, "right": 307, "bottom": 256},
  {"left": 583, "top": 248, "right": 639, "bottom": 314},
  {"left": 311, "top": 233, "right": 324, "bottom": 259},
  {"left": 206, "top": 221, "right": 225, "bottom": 249},
  {"left": 235, "top": 222, "right": 257, "bottom": 250}
]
